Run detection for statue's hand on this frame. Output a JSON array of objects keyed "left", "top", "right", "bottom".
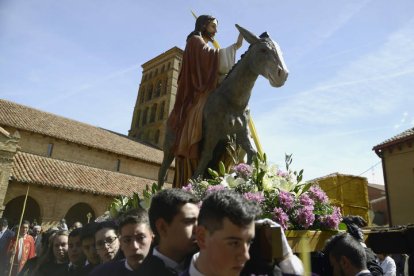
[{"left": 235, "top": 32, "right": 243, "bottom": 50}]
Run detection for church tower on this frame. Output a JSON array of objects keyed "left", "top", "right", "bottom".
[{"left": 129, "top": 47, "right": 183, "bottom": 149}]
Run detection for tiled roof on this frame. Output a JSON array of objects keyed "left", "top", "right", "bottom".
[
  {"left": 11, "top": 151, "right": 154, "bottom": 197},
  {"left": 373, "top": 127, "right": 414, "bottom": 151},
  {"left": 0, "top": 99, "right": 164, "bottom": 165}
]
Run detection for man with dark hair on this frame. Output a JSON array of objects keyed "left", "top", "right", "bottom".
[
  {"left": 137, "top": 188, "right": 199, "bottom": 275},
  {"left": 0, "top": 218, "right": 14, "bottom": 275},
  {"left": 90, "top": 208, "right": 153, "bottom": 275},
  {"left": 324, "top": 233, "right": 372, "bottom": 276},
  {"left": 94, "top": 220, "right": 121, "bottom": 263},
  {"left": 79, "top": 222, "right": 100, "bottom": 274},
  {"left": 67, "top": 227, "right": 86, "bottom": 275},
  {"left": 184, "top": 189, "right": 261, "bottom": 276}
]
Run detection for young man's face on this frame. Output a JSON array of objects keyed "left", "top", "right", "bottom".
[
  {"left": 329, "top": 254, "right": 348, "bottom": 276},
  {"left": 95, "top": 228, "right": 120, "bottom": 263},
  {"left": 20, "top": 223, "right": 29, "bottom": 236},
  {"left": 53, "top": 235, "right": 68, "bottom": 264},
  {"left": 197, "top": 217, "right": 255, "bottom": 276},
  {"left": 68, "top": 235, "right": 85, "bottom": 266},
  {"left": 81, "top": 237, "right": 100, "bottom": 265},
  {"left": 120, "top": 223, "right": 153, "bottom": 271},
  {"left": 160, "top": 203, "right": 199, "bottom": 260}
]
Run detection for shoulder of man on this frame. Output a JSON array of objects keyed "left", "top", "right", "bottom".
[
  {"left": 89, "top": 260, "right": 127, "bottom": 276},
  {"left": 136, "top": 254, "right": 178, "bottom": 276}
]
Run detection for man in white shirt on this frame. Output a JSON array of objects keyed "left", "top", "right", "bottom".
[
  {"left": 137, "top": 189, "right": 200, "bottom": 275},
  {"left": 186, "top": 190, "right": 261, "bottom": 276},
  {"left": 377, "top": 254, "right": 396, "bottom": 276}
]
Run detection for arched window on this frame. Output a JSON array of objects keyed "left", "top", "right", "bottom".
[
  {"left": 163, "top": 78, "right": 168, "bottom": 95},
  {"left": 159, "top": 101, "right": 165, "bottom": 120},
  {"left": 150, "top": 104, "right": 157, "bottom": 123},
  {"left": 140, "top": 86, "right": 145, "bottom": 103},
  {"left": 161, "top": 65, "right": 165, "bottom": 72},
  {"left": 155, "top": 80, "right": 162, "bottom": 97},
  {"left": 142, "top": 108, "right": 148, "bottom": 125},
  {"left": 65, "top": 203, "right": 95, "bottom": 227},
  {"left": 4, "top": 196, "right": 41, "bottom": 227},
  {"left": 146, "top": 85, "right": 153, "bottom": 101},
  {"left": 155, "top": 129, "right": 160, "bottom": 144},
  {"left": 135, "top": 110, "right": 141, "bottom": 127}
]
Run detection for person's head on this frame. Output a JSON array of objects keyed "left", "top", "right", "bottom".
[
  {"left": 33, "top": 225, "right": 42, "bottom": 236},
  {"left": 51, "top": 230, "right": 69, "bottom": 264},
  {"left": 20, "top": 220, "right": 30, "bottom": 236},
  {"left": 196, "top": 190, "right": 261, "bottom": 276},
  {"left": 68, "top": 228, "right": 86, "bottom": 267},
  {"left": 119, "top": 208, "right": 153, "bottom": 271},
  {"left": 95, "top": 220, "right": 120, "bottom": 263},
  {"left": 149, "top": 188, "right": 200, "bottom": 261},
  {"left": 80, "top": 222, "right": 100, "bottom": 265},
  {"left": 72, "top": 221, "right": 83, "bottom": 229},
  {"left": 0, "top": 218, "right": 8, "bottom": 230},
  {"left": 187, "top": 14, "right": 218, "bottom": 42},
  {"left": 324, "top": 233, "right": 367, "bottom": 276},
  {"left": 377, "top": 253, "right": 387, "bottom": 261}
]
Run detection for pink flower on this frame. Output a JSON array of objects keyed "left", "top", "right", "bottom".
[
  {"left": 206, "top": 184, "right": 227, "bottom": 194},
  {"left": 233, "top": 163, "right": 253, "bottom": 179},
  {"left": 308, "top": 185, "right": 328, "bottom": 204},
  {"left": 296, "top": 206, "right": 315, "bottom": 229},
  {"left": 273, "top": 207, "right": 289, "bottom": 230},
  {"left": 320, "top": 206, "right": 342, "bottom": 229},
  {"left": 243, "top": 192, "right": 265, "bottom": 204},
  {"left": 299, "top": 193, "right": 314, "bottom": 208},
  {"left": 278, "top": 191, "right": 294, "bottom": 210},
  {"left": 182, "top": 183, "right": 193, "bottom": 193}
]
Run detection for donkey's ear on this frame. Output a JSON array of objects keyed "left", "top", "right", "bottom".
[{"left": 235, "top": 24, "right": 260, "bottom": 45}]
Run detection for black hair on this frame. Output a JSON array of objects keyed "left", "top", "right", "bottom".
[
  {"left": 95, "top": 220, "right": 119, "bottom": 235},
  {"left": 118, "top": 207, "right": 150, "bottom": 234},
  {"left": 69, "top": 227, "right": 82, "bottom": 238},
  {"left": 186, "top": 14, "right": 217, "bottom": 41},
  {"left": 22, "top": 220, "right": 30, "bottom": 226},
  {"left": 149, "top": 188, "right": 199, "bottom": 236},
  {"left": 79, "top": 222, "right": 98, "bottom": 242},
  {"left": 198, "top": 189, "right": 261, "bottom": 233},
  {"left": 324, "top": 233, "right": 367, "bottom": 270}
]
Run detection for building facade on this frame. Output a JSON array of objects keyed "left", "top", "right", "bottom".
[
  {"left": 0, "top": 99, "right": 173, "bottom": 228},
  {"left": 373, "top": 127, "right": 414, "bottom": 226},
  {"left": 128, "top": 47, "right": 183, "bottom": 148}
]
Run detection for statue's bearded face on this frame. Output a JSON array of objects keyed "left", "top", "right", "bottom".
[{"left": 203, "top": 19, "right": 218, "bottom": 42}]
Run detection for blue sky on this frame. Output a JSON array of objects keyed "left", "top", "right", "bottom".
[{"left": 1, "top": 0, "right": 414, "bottom": 184}]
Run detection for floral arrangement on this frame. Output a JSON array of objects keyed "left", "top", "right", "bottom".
[{"left": 182, "top": 154, "right": 342, "bottom": 231}]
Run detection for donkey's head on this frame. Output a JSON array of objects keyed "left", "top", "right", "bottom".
[{"left": 236, "top": 24, "right": 288, "bottom": 87}]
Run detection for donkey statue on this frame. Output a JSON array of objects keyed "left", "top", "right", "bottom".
[{"left": 158, "top": 24, "right": 289, "bottom": 188}]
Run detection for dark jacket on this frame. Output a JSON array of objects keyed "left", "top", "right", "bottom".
[{"left": 136, "top": 254, "right": 180, "bottom": 276}]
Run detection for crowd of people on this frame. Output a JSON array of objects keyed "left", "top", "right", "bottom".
[{"left": 0, "top": 189, "right": 409, "bottom": 276}]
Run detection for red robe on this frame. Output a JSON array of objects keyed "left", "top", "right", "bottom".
[
  {"left": 7, "top": 234, "right": 35, "bottom": 275},
  {"left": 167, "top": 35, "right": 220, "bottom": 187}
]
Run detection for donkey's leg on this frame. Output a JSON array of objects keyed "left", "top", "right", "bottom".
[
  {"left": 157, "top": 128, "right": 175, "bottom": 189},
  {"left": 236, "top": 127, "right": 257, "bottom": 164},
  {"left": 193, "top": 134, "right": 219, "bottom": 179},
  {"left": 157, "top": 147, "right": 175, "bottom": 189}
]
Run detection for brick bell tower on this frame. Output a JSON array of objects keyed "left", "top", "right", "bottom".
[{"left": 128, "top": 47, "right": 183, "bottom": 149}]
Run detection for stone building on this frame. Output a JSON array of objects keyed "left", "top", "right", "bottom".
[
  {"left": 0, "top": 99, "right": 173, "bottom": 228},
  {"left": 373, "top": 127, "right": 414, "bottom": 226},
  {"left": 128, "top": 47, "right": 183, "bottom": 148}
]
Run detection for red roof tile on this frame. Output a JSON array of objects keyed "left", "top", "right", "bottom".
[
  {"left": 373, "top": 127, "right": 414, "bottom": 151},
  {"left": 11, "top": 152, "right": 153, "bottom": 197},
  {"left": 0, "top": 99, "right": 164, "bottom": 165}
]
